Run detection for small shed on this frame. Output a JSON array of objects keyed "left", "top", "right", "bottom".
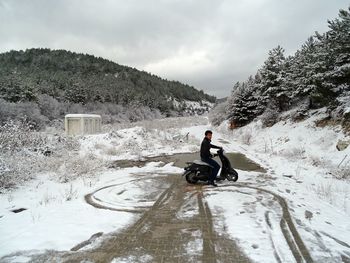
[{"left": 65, "top": 114, "right": 102, "bottom": 136}]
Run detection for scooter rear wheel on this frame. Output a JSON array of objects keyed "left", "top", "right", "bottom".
[
  {"left": 185, "top": 172, "right": 198, "bottom": 184},
  {"left": 227, "top": 169, "right": 238, "bottom": 182}
]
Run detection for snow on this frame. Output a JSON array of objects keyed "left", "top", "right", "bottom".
[
  {"left": 65, "top": 114, "right": 101, "bottom": 118},
  {"left": 1, "top": 255, "right": 32, "bottom": 263},
  {"left": 0, "top": 172, "right": 134, "bottom": 256},
  {"left": 205, "top": 189, "right": 295, "bottom": 263},
  {"left": 111, "top": 254, "right": 153, "bottom": 263},
  {"left": 79, "top": 126, "right": 199, "bottom": 161},
  {"left": 1, "top": 114, "right": 349, "bottom": 262},
  {"left": 184, "top": 229, "right": 202, "bottom": 257},
  {"left": 0, "top": 162, "right": 182, "bottom": 258},
  {"left": 184, "top": 113, "right": 350, "bottom": 262}
]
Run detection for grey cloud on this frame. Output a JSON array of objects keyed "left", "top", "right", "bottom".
[{"left": 0, "top": 0, "right": 348, "bottom": 98}]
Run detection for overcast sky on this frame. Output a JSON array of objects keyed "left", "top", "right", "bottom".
[{"left": 0, "top": 0, "right": 348, "bottom": 98}]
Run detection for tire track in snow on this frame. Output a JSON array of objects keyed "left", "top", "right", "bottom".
[
  {"left": 216, "top": 183, "right": 314, "bottom": 263},
  {"left": 11, "top": 175, "right": 251, "bottom": 263}
]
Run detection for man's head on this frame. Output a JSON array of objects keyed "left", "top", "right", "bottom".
[{"left": 205, "top": 130, "right": 213, "bottom": 140}]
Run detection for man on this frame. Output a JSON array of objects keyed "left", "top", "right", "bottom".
[{"left": 200, "top": 130, "right": 222, "bottom": 187}]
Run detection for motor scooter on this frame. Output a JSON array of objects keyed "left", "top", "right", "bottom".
[{"left": 183, "top": 149, "right": 238, "bottom": 184}]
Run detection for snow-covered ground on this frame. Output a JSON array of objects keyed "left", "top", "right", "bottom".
[
  {"left": 0, "top": 114, "right": 349, "bottom": 262},
  {"left": 0, "top": 164, "right": 183, "bottom": 258},
  {"left": 184, "top": 112, "right": 350, "bottom": 262},
  {"left": 0, "top": 118, "right": 198, "bottom": 260}
]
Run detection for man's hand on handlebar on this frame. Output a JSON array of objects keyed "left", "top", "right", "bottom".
[{"left": 212, "top": 147, "right": 223, "bottom": 158}]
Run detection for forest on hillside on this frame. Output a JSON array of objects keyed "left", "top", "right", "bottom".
[
  {"left": 0, "top": 48, "right": 215, "bottom": 129},
  {"left": 210, "top": 7, "right": 350, "bottom": 131}
]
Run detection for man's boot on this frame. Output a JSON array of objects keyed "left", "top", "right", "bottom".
[{"left": 216, "top": 176, "right": 224, "bottom": 181}]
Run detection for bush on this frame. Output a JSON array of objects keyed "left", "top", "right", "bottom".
[
  {"left": 0, "top": 120, "right": 48, "bottom": 153},
  {"left": 0, "top": 152, "right": 40, "bottom": 189},
  {"left": 0, "top": 120, "right": 82, "bottom": 190},
  {"left": 57, "top": 153, "right": 105, "bottom": 183},
  {"left": 280, "top": 146, "right": 306, "bottom": 160},
  {"left": 37, "top": 94, "right": 62, "bottom": 121},
  {"left": 0, "top": 99, "right": 48, "bottom": 130}
]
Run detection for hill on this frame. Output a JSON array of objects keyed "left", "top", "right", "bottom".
[{"left": 0, "top": 48, "right": 215, "bottom": 128}]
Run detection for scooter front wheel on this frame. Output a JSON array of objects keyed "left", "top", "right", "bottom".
[
  {"left": 227, "top": 169, "right": 238, "bottom": 182},
  {"left": 185, "top": 172, "right": 198, "bottom": 184}
]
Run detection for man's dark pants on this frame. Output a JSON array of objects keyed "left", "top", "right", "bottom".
[{"left": 201, "top": 157, "right": 220, "bottom": 183}]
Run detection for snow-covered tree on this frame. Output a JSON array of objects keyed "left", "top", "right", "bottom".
[
  {"left": 259, "top": 45, "right": 287, "bottom": 111},
  {"left": 225, "top": 78, "right": 265, "bottom": 127},
  {"left": 327, "top": 7, "right": 350, "bottom": 84},
  {"left": 325, "top": 7, "right": 350, "bottom": 113}
]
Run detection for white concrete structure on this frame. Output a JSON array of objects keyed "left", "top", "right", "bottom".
[{"left": 65, "top": 114, "right": 102, "bottom": 136}]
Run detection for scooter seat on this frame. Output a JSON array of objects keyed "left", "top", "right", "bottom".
[{"left": 193, "top": 160, "right": 213, "bottom": 168}]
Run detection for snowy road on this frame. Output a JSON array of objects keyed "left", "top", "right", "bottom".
[{"left": 3, "top": 156, "right": 315, "bottom": 263}]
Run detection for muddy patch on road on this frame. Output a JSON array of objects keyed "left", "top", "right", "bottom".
[
  {"left": 218, "top": 139, "right": 231, "bottom": 144},
  {"left": 112, "top": 152, "right": 266, "bottom": 173}
]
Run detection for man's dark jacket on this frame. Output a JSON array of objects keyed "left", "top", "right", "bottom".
[{"left": 200, "top": 137, "right": 221, "bottom": 160}]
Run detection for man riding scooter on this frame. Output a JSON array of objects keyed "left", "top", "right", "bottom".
[{"left": 200, "top": 130, "right": 223, "bottom": 187}]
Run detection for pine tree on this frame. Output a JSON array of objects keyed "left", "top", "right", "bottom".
[
  {"left": 64, "top": 83, "right": 87, "bottom": 104},
  {"left": 225, "top": 78, "right": 265, "bottom": 127},
  {"left": 307, "top": 32, "right": 337, "bottom": 107},
  {"left": 259, "top": 46, "right": 287, "bottom": 111},
  {"left": 0, "top": 75, "right": 37, "bottom": 102},
  {"left": 326, "top": 7, "right": 350, "bottom": 102}
]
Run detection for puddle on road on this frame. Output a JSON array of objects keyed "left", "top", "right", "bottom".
[
  {"left": 218, "top": 139, "right": 231, "bottom": 144},
  {"left": 112, "top": 152, "right": 266, "bottom": 173},
  {"left": 225, "top": 153, "right": 266, "bottom": 173}
]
